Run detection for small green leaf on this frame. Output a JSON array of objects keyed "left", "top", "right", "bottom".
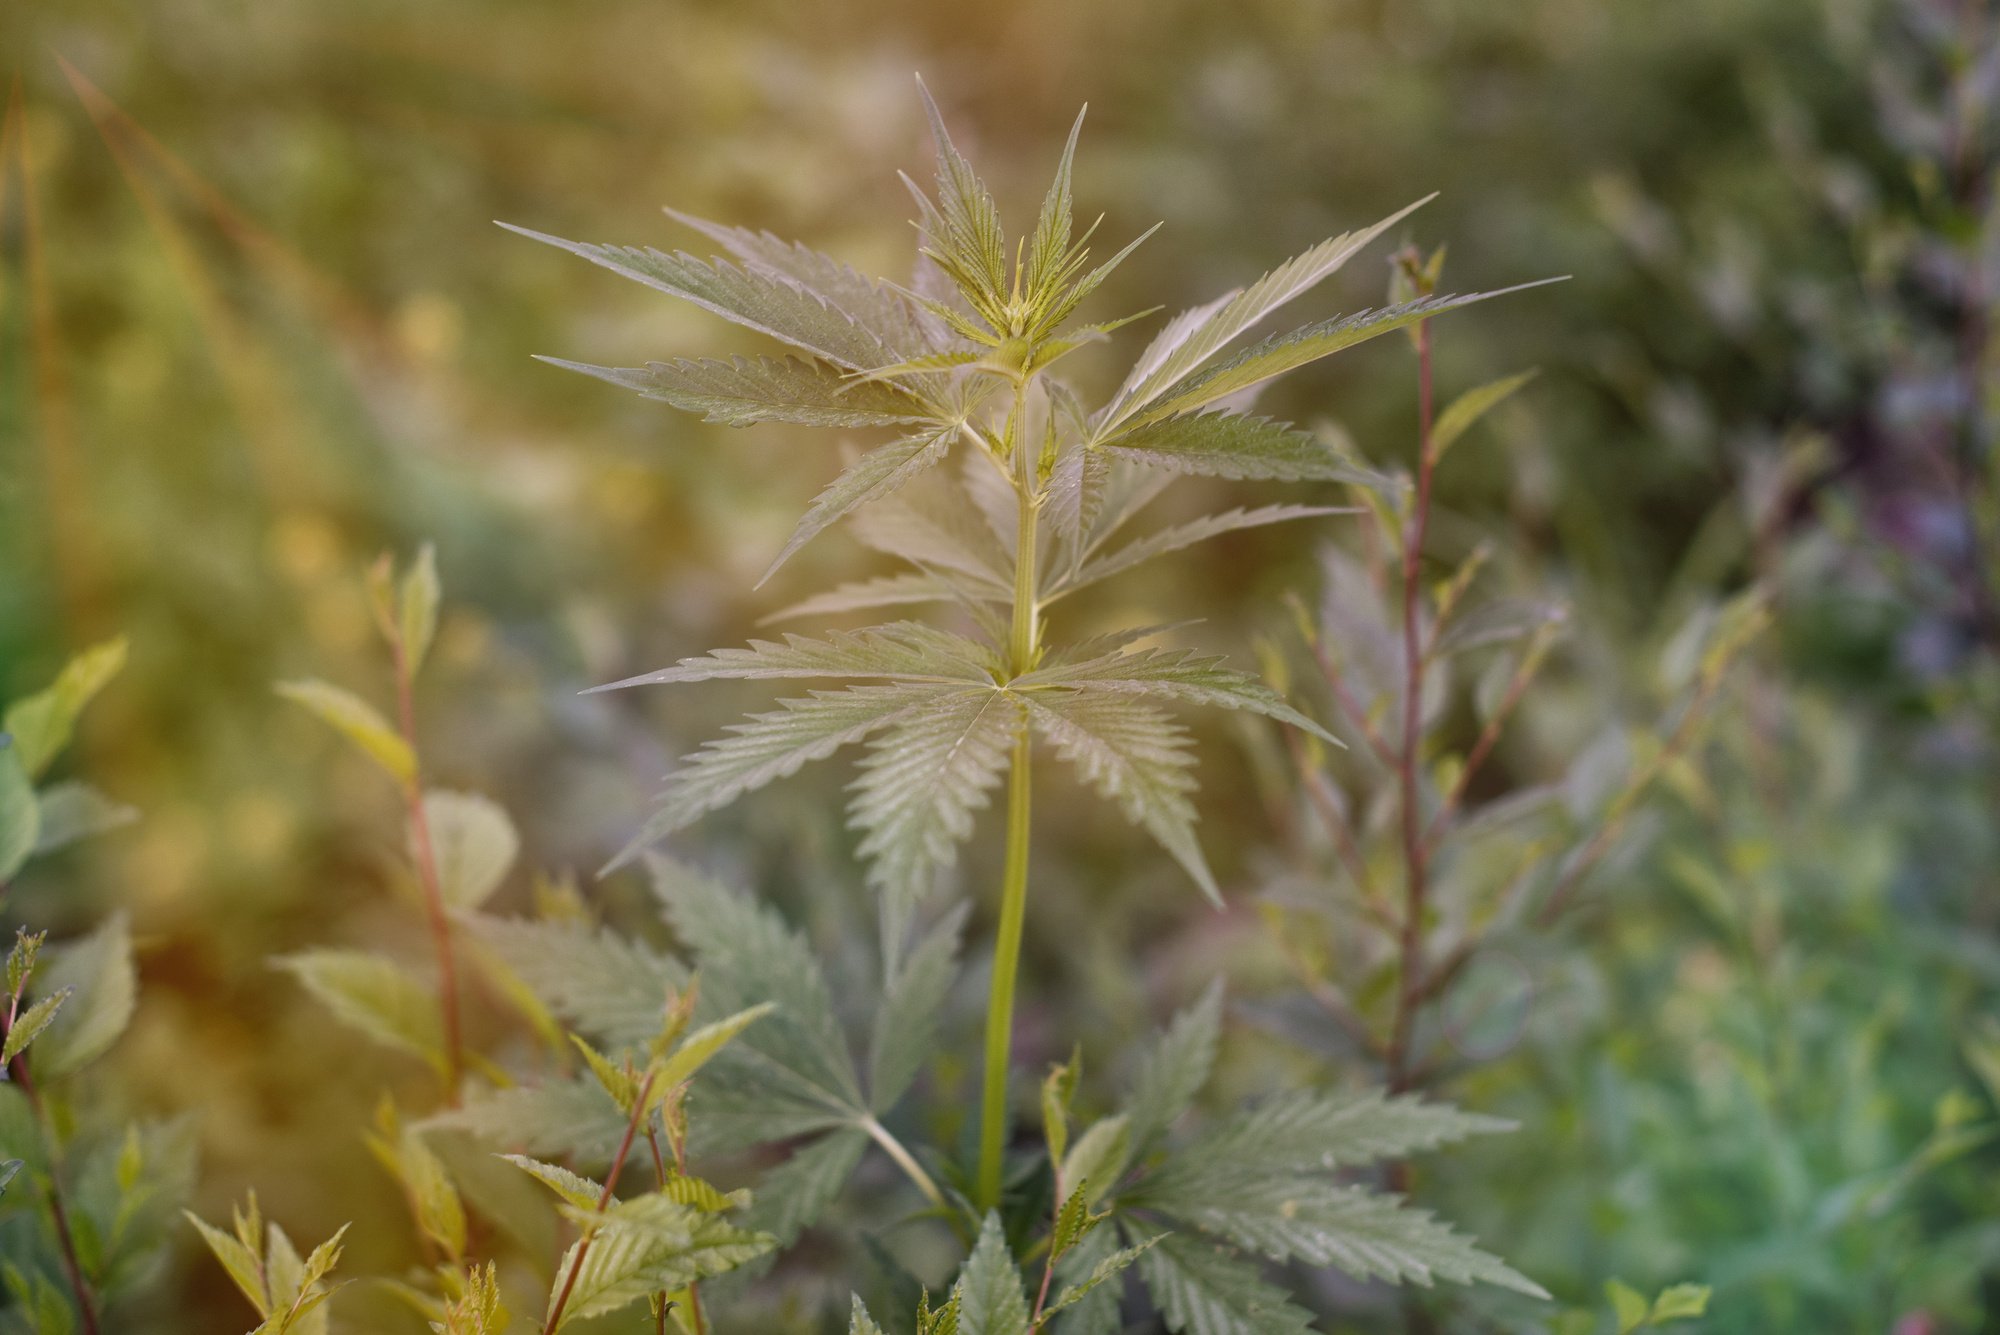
[
  {"left": 762, "top": 425, "right": 959, "bottom": 585},
  {"left": 850, "top": 1296, "right": 891, "bottom": 1335},
  {"left": 1430, "top": 369, "right": 1537, "bottom": 461},
  {"left": 3, "top": 637, "right": 127, "bottom": 780},
  {"left": 420, "top": 790, "right": 519, "bottom": 909},
  {"left": 276, "top": 680, "right": 415, "bottom": 786},
  {"left": 956, "top": 1212, "right": 1030, "bottom": 1335},
  {"left": 1042, "top": 1235, "right": 1160, "bottom": 1321},
  {"left": 572, "top": 1033, "right": 638, "bottom": 1111},
  {"left": 654, "top": 1001, "right": 777, "bottom": 1091},
  {"left": 277, "top": 949, "right": 444, "bottom": 1073},
  {"left": 2, "top": 987, "right": 70, "bottom": 1063},
  {"left": 501, "top": 1154, "right": 604, "bottom": 1211},
  {"left": 1608, "top": 1279, "right": 1651, "bottom": 1333},
  {"left": 1649, "top": 1283, "right": 1711, "bottom": 1324},
  {"left": 31, "top": 914, "right": 137, "bottom": 1080},
  {"left": 399, "top": 543, "right": 441, "bottom": 675},
  {"left": 1059, "top": 1115, "right": 1131, "bottom": 1207},
  {"left": 186, "top": 1209, "right": 272, "bottom": 1316}
]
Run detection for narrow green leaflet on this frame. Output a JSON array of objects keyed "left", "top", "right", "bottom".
[
  {"left": 502, "top": 224, "right": 898, "bottom": 372},
  {"left": 955, "top": 1213, "right": 1031, "bottom": 1335},
  {"left": 1098, "top": 412, "right": 1383, "bottom": 483},
  {"left": 1023, "top": 693, "right": 1214, "bottom": 904},
  {"left": 1015, "top": 646, "right": 1335, "bottom": 744},
  {"left": 649, "top": 856, "right": 864, "bottom": 1113},
  {"left": 1131, "top": 281, "right": 1566, "bottom": 427},
  {"left": 661, "top": 206, "right": 938, "bottom": 359},
  {"left": 744, "top": 1126, "right": 870, "bottom": 1245},
  {"left": 30, "top": 913, "right": 137, "bottom": 1080},
  {"left": 1022, "top": 107, "right": 1086, "bottom": 316},
  {"left": 913, "top": 79, "right": 1009, "bottom": 321},
  {"left": 851, "top": 488, "right": 1015, "bottom": 592},
  {"left": 1122, "top": 984, "right": 1223, "bottom": 1153},
  {"left": 654, "top": 1002, "right": 776, "bottom": 1090},
  {"left": 1133, "top": 1229, "right": 1313, "bottom": 1335},
  {"left": 501, "top": 1155, "right": 603, "bottom": 1211},
  {"left": 1431, "top": 368, "right": 1538, "bottom": 462},
  {"left": 1, "top": 987, "right": 69, "bottom": 1063},
  {"left": 1100, "top": 199, "right": 1431, "bottom": 432},
  {"left": 3, "top": 637, "right": 127, "bottom": 780},
  {"left": 591, "top": 623, "right": 999, "bottom": 692},
  {"left": 867, "top": 903, "right": 967, "bottom": 1111},
  {"left": 1053, "top": 505, "right": 1350, "bottom": 602},
  {"left": 462, "top": 913, "right": 684, "bottom": 1052},
  {"left": 764, "top": 573, "right": 971, "bottom": 622},
  {"left": 276, "top": 949, "right": 444, "bottom": 1074},
  {"left": 543, "top": 354, "right": 938, "bottom": 428},
  {"left": 1042, "top": 1235, "right": 1161, "bottom": 1321},
  {"left": 764, "top": 426, "right": 961, "bottom": 583},
  {"left": 423, "top": 1077, "right": 629, "bottom": 1166},
  {"left": 1147, "top": 1089, "right": 1514, "bottom": 1185},
  {"left": 1049, "top": 1223, "right": 1125, "bottom": 1335},
  {"left": 635, "top": 685, "right": 959, "bottom": 859},
  {"left": 850, "top": 688, "right": 1022, "bottom": 908},
  {"left": 1141, "top": 1178, "right": 1543, "bottom": 1296}
]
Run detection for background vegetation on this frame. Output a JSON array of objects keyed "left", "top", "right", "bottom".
[{"left": 1, "top": 0, "right": 1995, "bottom": 1329}]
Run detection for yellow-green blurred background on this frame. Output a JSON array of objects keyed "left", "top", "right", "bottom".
[{"left": 5, "top": 0, "right": 2000, "bottom": 1329}]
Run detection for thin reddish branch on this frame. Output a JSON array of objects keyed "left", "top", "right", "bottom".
[
  {"left": 545, "top": 1071, "right": 657, "bottom": 1333},
  {"left": 1385, "top": 318, "right": 1437, "bottom": 1096},
  {"left": 386, "top": 632, "right": 464, "bottom": 1099},
  {"left": 1, "top": 1025, "right": 100, "bottom": 1335},
  {"left": 1422, "top": 635, "right": 1551, "bottom": 852}
]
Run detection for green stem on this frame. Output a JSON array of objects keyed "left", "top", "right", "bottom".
[{"left": 979, "top": 391, "right": 1040, "bottom": 1210}]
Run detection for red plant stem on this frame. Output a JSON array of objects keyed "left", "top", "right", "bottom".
[
  {"left": 389, "top": 635, "right": 464, "bottom": 1099},
  {"left": 1031, "top": 1246, "right": 1059, "bottom": 1326},
  {"left": 545, "top": 1072, "right": 657, "bottom": 1333},
  {"left": 1, "top": 1039, "right": 101, "bottom": 1335},
  {"left": 1385, "top": 319, "right": 1436, "bottom": 1097}
]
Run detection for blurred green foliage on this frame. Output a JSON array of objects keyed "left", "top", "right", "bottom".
[{"left": 2, "top": 0, "right": 1997, "bottom": 1329}]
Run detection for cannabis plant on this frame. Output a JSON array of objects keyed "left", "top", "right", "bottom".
[
  {"left": 1, "top": 640, "right": 189, "bottom": 1335},
  {"left": 485, "top": 83, "right": 1558, "bottom": 1326}
]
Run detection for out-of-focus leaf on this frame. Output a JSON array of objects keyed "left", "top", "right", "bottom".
[
  {"left": 3, "top": 638, "right": 127, "bottom": 780},
  {"left": 31, "top": 914, "right": 137, "bottom": 1080},
  {"left": 277, "top": 949, "right": 444, "bottom": 1074},
  {"left": 420, "top": 790, "right": 519, "bottom": 909},
  {"left": 0, "top": 745, "right": 37, "bottom": 882},
  {"left": 29, "top": 782, "right": 138, "bottom": 856},
  {"left": 276, "top": 680, "right": 415, "bottom": 786}
]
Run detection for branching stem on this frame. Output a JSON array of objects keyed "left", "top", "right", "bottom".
[
  {"left": 388, "top": 634, "right": 464, "bottom": 1100},
  {"left": 1386, "top": 318, "right": 1436, "bottom": 1097},
  {"left": 544, "top": 1071, "right": 657, "bottom": 1333}
]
